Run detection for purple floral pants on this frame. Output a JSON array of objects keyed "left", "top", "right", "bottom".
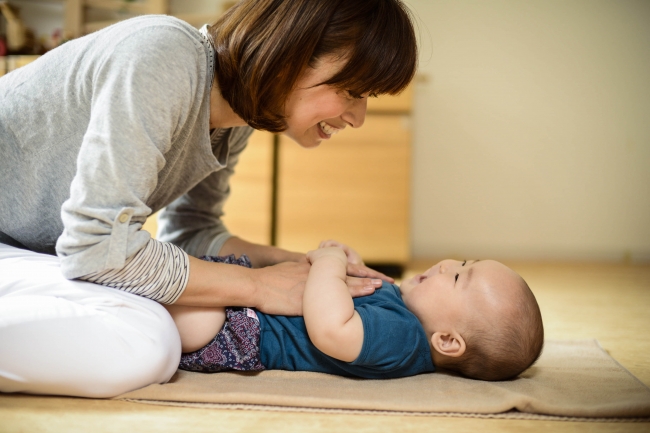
[{"left": 178, "top": 255, "right": 265, "bottom": 373}]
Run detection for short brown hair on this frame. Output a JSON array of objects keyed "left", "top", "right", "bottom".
[
  {"left": 209, "top": 0, "right": 418, "bottom": 132},
  {"left": 441, "top": 278, "right": 544, "bottom": 381}
]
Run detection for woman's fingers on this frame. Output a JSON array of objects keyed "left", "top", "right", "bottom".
[
  {"left": 249, "top": 259, "right": 394, "bottom": 315},
  {"left": 346, "top": 276, "right": 383, "bottom": 298},
  {"left": 346, "top": 262, "right": 395, "bottom": 284}
]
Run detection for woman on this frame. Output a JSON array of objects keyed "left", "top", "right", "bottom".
[{"left": 0, "top": 0, "right": 417, "bottom": 397}]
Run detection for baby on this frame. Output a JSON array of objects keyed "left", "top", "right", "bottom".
[{"left": 167, "top": 245, "right": 544, "bottom": 381}]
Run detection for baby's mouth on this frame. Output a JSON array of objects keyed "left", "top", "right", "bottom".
[
  {"left": 410, "top": 274, "right": 426, "bottom": 285},
  {"left": 319, "top": 121, "right": 341, "bottom": 136}
]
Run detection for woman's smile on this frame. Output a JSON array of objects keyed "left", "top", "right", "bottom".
[
  {"left": 282, "top": 55, "right": 367, "bottom": 148},
  {"left": 318, "top": 121, "right": 342, "bottom": 138}
]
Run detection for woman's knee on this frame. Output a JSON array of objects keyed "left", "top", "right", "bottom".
[
  {"left": 91, "top": 302, "right": 182, "bottom": 397},
  {"left": 0, "top": 295, "right": 181, "bottom": 398},
  {"left": 0, "top": 243, "right": 182, "bottom": 398}
]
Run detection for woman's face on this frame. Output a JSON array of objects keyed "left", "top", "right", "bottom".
[{"left": 282, "top": 55, "right": 368, "bottom": 148}]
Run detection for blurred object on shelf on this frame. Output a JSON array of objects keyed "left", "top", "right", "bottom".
[
  {"left": 41, "top": 28, "right": 66, "bottom": 51},
  {"left": 6, "top": 54, "right": 39, "bottom": 72},
  {"left": 0, "top": 35, "right": 7, "bottom": 56},
  {"left": 0, "top": 1, "right": 35, "bottom": 54},
  {"left": 51, "top": 28, "right": 62, "bottom": 46}
]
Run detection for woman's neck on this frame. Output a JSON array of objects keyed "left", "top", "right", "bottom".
[{"left": 209, "top": 79, "right": 248, "bottom": 129}]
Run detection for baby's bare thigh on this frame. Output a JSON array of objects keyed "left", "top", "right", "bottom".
[{"left": 165, "top": 305, "right": 226, "bottom": 353}]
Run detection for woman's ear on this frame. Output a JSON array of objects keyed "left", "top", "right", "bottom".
[{"left": 431, "top": 331, "right": 466, "bottom": 358}]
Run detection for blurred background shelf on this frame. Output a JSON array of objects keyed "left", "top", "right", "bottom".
[
  {"left": 64, "top": 0, "right": 222, "bottom": 38},
  {"left": 0, "top": 1, "right": 227, "bottom": 41}
]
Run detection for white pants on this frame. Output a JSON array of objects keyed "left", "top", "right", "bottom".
[{"left": 0, "top": 243, "right": 181, "bottom": 398}]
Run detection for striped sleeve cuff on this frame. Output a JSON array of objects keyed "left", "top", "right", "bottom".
[{"left": 79, "top": 238, "right": 189, "bottom": 304}]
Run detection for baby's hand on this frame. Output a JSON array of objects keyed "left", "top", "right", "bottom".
[
  {"left": 317, "top": 239, "right": 394, "bottom": 284},
  {"left": 306, "top": 246, "right": 347, "bottom": 265},
  {"left": 318, "top": 239, "right": 364, "bottom": 265}
]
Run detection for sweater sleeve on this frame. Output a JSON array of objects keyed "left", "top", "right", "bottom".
[
  {"left": 56, "top": 23, "right": 206, "bottom": 292},
  {"left": 79, "top": 238, "right": 189, "bottom": 304},
  {"left": 156, "top": 126, "right": 254, "bottom": 258}
]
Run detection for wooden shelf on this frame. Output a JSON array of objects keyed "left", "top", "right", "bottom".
[
  {"left": 64, "top": 0, "right": 167, "bottom": 39},
  {"left": 221, "top": 131, "right": 274, "bottom": 246},
  {"left": 84, "top": 0, "right": 153, "bottom": 14},
  {"left": 276, "top": 114, "right": 412, "bottom": 264}
]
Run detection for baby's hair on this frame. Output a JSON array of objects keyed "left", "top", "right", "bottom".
[{"left": 441, "top": 278, "right": 544, "bottom": 381}]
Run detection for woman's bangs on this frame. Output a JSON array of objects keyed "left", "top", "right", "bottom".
[{"left": 322, "top": 2, "right": 417, "bottom": 96}]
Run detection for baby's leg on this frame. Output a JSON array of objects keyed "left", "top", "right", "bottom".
[{"left": 164, "top": 305, "right": 226, "bottom": 353}]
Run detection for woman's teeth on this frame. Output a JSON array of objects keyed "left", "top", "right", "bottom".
[{"left": 319, "top": 121, "right": 340, "bottom": 136}]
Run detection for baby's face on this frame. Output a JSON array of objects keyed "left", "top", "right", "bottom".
[{"left": 400, "top": 260, "right": 521, "bottom": 335}]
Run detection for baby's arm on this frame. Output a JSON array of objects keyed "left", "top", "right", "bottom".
[
  {"left": 165, "top": 304, "right": 226, "bottom": 353},
  {"left": 303, "top": 247, "right": 364, "bottom": 362}
]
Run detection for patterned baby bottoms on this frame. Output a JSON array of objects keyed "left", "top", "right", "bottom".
[{"left": 178, "top": 254, "right": 265, "bottom": 373}]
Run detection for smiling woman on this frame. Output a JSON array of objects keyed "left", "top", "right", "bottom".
[
  {"left": 0, "top": 0, "right": 417, "bottom": 398},
  {"left": 210, "top": 0, "right": 417, "bottom": 133}
]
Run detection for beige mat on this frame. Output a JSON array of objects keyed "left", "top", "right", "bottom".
[{"left": 117, "top": 340, "right": 650, "bottom": 420}]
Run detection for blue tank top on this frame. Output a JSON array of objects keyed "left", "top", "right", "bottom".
[{"left": 257, "top": 282, "right": 435, "bottom": 379}]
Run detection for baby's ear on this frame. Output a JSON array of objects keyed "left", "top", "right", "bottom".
[{"left": 431, "top": 331, "right": 466, "bottom": 358}]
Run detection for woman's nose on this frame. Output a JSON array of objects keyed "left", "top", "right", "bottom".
[{"left": 342, "top": 97, "right": 367, "bottom": 128}]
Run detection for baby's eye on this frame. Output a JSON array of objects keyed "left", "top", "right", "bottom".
[
  {"left": 462, "top": 260, "right": 467, "bottom": 266},
  {"left": 454, "top": 273, "right": 459, "bottom": 283}
]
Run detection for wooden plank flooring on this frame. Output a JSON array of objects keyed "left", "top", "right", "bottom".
[{"left": 1, "top": 262, "right": 649, "bottom": 433}]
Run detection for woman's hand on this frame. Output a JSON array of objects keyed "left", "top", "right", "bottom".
[
  {"left": 250, "top": 261, "right": 310, "bottom": 316},
  {"left": 318, "top": 239, "right": 395, "bottom": 284},
  {"left": 186, "top": 238, "right": 392, "bottom": 316},
  {"left": 250, "top": 258, "right": 387, "bottom": 316}
]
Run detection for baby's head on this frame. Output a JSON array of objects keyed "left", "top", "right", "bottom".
[{"left": 400, "top": 260, "right": 544, "bottom": 381}]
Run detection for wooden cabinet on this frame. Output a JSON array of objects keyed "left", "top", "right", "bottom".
[
  {"left": 276, "top": 89, "right": 413, "bottom": 265},
  {"left": 220, "top": 130, "right": 274, "bottom": 246}
]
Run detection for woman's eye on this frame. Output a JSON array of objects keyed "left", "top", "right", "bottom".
[
  {"left": 346, "top": 90, "right": 364, "bottom": 100},
  {"left": 455, "top": 273, "right": 459, "bottom": 283}
]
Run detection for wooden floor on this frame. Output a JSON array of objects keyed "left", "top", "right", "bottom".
[{"left": 1, "top": 262, "right": 649, "bottom": 433}]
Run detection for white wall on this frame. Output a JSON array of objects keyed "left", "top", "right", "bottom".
[{"left": 404, "top": 0, "right": 650, "bottom": 262}]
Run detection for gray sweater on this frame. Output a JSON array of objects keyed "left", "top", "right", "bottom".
[{"left": 0, "top": 15, "right": 253, "bottom": 300}]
